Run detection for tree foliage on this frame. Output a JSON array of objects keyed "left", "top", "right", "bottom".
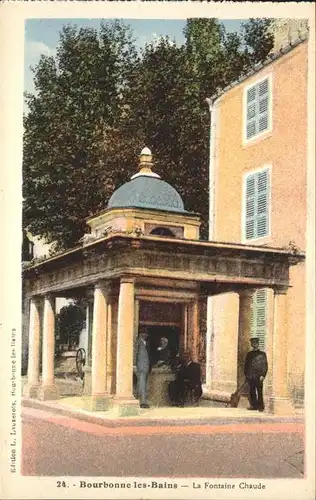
[
  {"left": 23, "top": 21, "right": 138, "bottom": 249},
  {"left": 23, "top": 18, "right": 274, "bottom": 249},
  {"left": 56, "top": 302, "right": 85, "bottom": 348}
]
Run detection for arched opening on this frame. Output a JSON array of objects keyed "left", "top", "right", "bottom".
[{"left": 150, "top": 227, "right": 176, "bottom": 238}]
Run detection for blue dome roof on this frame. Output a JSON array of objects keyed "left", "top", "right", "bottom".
[{"left": 108, "top": 175, "right": 185, "bottom": 213}]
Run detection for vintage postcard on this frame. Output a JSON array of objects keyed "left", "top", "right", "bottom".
[{"left": 0, "top": 1, "right": 315, "bottom": 500}]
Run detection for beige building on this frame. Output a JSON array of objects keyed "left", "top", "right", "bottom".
[{"left": 205, "top": 29, "right": 309, "bottom": 408}]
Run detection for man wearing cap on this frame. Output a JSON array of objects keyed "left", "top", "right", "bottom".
[{"left": 244, "top": 337, "right": 268, "bottom": 412}]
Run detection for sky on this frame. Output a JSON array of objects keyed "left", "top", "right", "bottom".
[{"left": 24, "top": 18, "right": 245, "bottom": 100}]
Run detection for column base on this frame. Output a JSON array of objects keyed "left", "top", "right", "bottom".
[
  {"left": 111, "top": 397, "right": 140, "bottom": 417},
  {"left": 82, "top": 394, "right": 111, "bottom": 412},
  {"left": 268, "top": 396, "right": 295, "bottom": 415},
  {"left": 37, "top": 384, "right": 59, "bottom": 401},
  {"left": 23, "top": 383, "right": 39, "bottom": 399}
]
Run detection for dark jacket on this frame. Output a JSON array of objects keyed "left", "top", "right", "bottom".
[
  {"left": 177, "top": 361, "right": 202, "bottom": 388},
  {"left": 244, "top": 350, "right": 268, "bottom": 380},
  {"left": 155, "top": 346, "right": 171, "bottom": 366}
]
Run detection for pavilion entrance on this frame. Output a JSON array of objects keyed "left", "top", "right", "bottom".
[
  {"left": 146, "top": 325, "right": 180, "bottom": 365},
  {"left": 138, "top": 300, "right": 184, "bottom": 362},
  {"left": 137, "top": 300, "right": 187, "bottom": 406}
]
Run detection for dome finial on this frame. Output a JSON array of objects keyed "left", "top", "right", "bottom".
[
  {"left": 131, "top": 147, "right": 160, "bottom": 180},
  {"left": 139, "top": 146, "right": 153, "bottom": 170}
]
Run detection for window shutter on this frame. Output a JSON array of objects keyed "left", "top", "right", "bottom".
[
  {"left": 256, "top": 169, "right": 269, "bottom": 238},
  {"left": 246, "top": 77, "right": 269, "bottom": 140},
  {"left": 244, "top": 168, "right": 269, "bottom": 240},
  {"left": 245, "top": 174, "right": 256, "bottom": 239},
  {"left": 246, "top": 87, "right": 257, "bottom": 140},
  {"left": 251, "top": 289, "right": 267, "bottom": 351}
]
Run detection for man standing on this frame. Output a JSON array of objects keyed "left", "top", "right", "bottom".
[
  {"left": 135, "top": 328, "right": 151, "bottom": 408},
  {"left": 244, "top": 337, "right": 268, "bottom": 412}
]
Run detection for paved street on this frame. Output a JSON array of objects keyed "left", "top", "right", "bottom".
[{"left": 22, "top": 407, "right": 304, "bottom": 478}]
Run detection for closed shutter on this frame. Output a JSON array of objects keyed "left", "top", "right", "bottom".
[
  {"left": 257, "top": 169, "right": 269, "bottom": 237},
  {"left": 245, "top": 168, "right": 269, "bottom": 240},
  {"left": 246, "top": 77, "right": 270, "bottom": 140},
  {"left": 245, "top": 174, "right": 256, "bottom": 239},
  {"left": 250, "top": 289, "right": 267, "bottom": 351},
  {"left": 246, "top": 86, "right": 257, "bottom": 140}
]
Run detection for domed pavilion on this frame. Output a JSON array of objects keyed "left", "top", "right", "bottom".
[
  {"left": 23, "top": 148, "right": 303, "bottom": 415},
  {"left": 86, "top": 147, "right": 200, "bottom": 242}
]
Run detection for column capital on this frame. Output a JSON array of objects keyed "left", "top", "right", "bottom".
[
  {"left": 94, "top": 281, "right": 111, "bottom": 293},
  {"left": 238, "top": 288, "right": 254, "bottom": 299},
  {"left": 29, "top": 295, "right": 42, "bottom": 305},
  {"left": 43, "top": 293, "right": 56, "bottom": 302},
  {"left": 274, "top": 286, "right": 288, "bottom": 296},
  {"left": 120, "top": 276, "right": 135, "bottom": 285},
  {"left": 85, "top": 287, "right": 95, "bottom": 299}
]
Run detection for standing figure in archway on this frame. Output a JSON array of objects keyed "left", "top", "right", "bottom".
[
  {"left": 135, "top": 329, "right": 151, "bottom": 408},
  {"left": 244, "top": 337, "right": 268, "bottom": 412}
]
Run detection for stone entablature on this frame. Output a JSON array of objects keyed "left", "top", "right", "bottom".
[{"left": 23, "top": 234, "right": 304, "bottom": 297}]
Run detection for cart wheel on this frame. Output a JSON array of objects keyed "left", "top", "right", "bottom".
[{"left": 76, "top": 348, "right": 86, "bottom": 380}]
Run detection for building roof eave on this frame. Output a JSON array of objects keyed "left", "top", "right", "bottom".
[
  {"left": 22, "top": 233, "right": 305, "bottom": 277},
  {"left": 208, "top": 34, "right": 309, "bottom": 103}
]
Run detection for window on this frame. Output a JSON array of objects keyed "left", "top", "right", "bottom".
[
  {"left": 149, "top": 227, "right": 176, "bottom": 237},
  {"left": 250, "top": 289, "right": 267, "bottom": 351},
  {"left": 245, "top": 76, "right": 271, "bottom": 141},
  {"left": 244, "top": 167, "right": 270, "bottom": 240}
]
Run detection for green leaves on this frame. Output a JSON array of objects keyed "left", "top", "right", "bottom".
[
  {"left": 23, "top": 18, "right": 274, "bottom": 249},
  {"left": 23, "top": 21, "right": 138, "bottom": 250},
  {"left": 56, "top": 301, "right": 85, "bottom": 347},
  {"left": 241, "top": 19, "right": 274, "bottom": 66}
]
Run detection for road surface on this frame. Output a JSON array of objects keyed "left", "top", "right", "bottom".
[{"left": 22, "top": 406, "right": 304, "bottom": 478}]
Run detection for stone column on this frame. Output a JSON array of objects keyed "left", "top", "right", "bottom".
[
  {"left": 84, "top": 301, "right": 90, "bottom": 354},
  {"left": 198, "top": 295, "right": 207, "bottom": 380},
  {"left": 83, "top": 299, "right": 93, "bottom": 397},
  {"left": 205, "top": 295, "right": 213, "bottom": 391},
  {"left": 134, "top": 299, "right": 140, "bottom": 345},
  {"left": 190, "top": 300, "right": 199, "bottom": 361},
  {"left": 106, "top": 299, "right": 113, "bottom": 394},
  {"left": 113, "top": 277, "right": 139, "bottom": 416},
  {"left": 85, "top": 282, "right": 110, "bottom": 411},
  {"left": 237, "top": 290, "right": 253, "bottom": 398},
  {"left": 132, "top": 298, "right": 140, "bottom": 386},
  {"left": 38, "top": 295, "right": 58, "bottom": 400},
  {"left": 182, "top": 303, "right": 189, "bottom": 354},
  {"left": 23, "top": 297, "right": 41, "bottom": 398},
  {"left": 269, "top": 288, "right": 294, "bottom": 415},
  {"left": 22, "top": 296, "right": 31, "bottom": 376}
]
